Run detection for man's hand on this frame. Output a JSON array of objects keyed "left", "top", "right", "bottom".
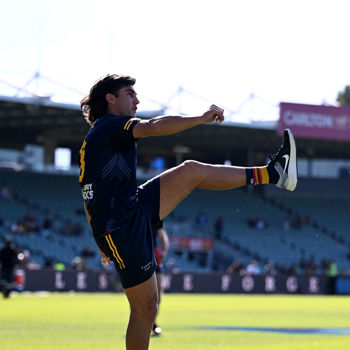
[
  {"left": 99, "top": 249, "right": 112, "bottom": 267},
  {"left": 202, "top": 104, "right": 225, "bottom": 124}
]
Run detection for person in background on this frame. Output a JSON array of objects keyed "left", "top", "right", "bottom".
[
  {"left": 81, "top": 245, "right": 96, "bottom": 259},
  {"left": 246, "top": 260, "right": 261, "bottom": 275},
  {"left": 17, "top": 250, "right": 40, "bottom": 270},
  {"left": 226, "top": 260, "right": 244, "bottom": 275},
  {"left": 152, "top": 227, "right": 169, "bottom": 336},
  {"left": 0, "top": 236, "right": 18, "bottom": 298},
  {"left": 214, "top": 215, "right": 223, "bottom": 240}
]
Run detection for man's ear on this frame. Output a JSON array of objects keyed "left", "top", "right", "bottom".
[{"left": 106, "top": 93, "right": 116, "bottom": 104}]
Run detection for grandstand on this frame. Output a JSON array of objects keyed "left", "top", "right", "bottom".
[
  {"left": 1, "top": 168, "right": 349, "bottom": 275},
  {"left": 0, "top": 169, "right": 97, "bottom": 268}
]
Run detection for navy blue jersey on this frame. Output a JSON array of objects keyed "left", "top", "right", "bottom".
[{"left": 79, "top": 114, "right": 140, "bottom": 239}]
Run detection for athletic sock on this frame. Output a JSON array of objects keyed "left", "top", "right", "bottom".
[
  {"left": 246, "top": 165, "right": 278, "bottom": 185},
  {"left": 266, "top": 162, "right": 279, "bottom": 184}
]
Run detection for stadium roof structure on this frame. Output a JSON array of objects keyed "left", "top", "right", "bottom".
[
  {"left": 0, "top": 95, "right": 350, "bottom": 166},
  {"left": 0, "top": 94, "right": 163, "bottom": 146}
]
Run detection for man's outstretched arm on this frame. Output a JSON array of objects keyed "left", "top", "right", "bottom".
[{"left": 133, "top": 105, "right": 224, "bottom": 139}]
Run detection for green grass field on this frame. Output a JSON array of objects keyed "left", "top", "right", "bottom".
[{"left": 1, "top": 293, "right": 350, "bottom": 350}]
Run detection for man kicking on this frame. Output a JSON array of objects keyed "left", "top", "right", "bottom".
[{"left": 78, "top": 74, "right": 297, "bottom": 350}]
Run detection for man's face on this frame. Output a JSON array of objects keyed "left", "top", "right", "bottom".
[{"left": 109, "top": 85, "right": 140, "bottom": 117}]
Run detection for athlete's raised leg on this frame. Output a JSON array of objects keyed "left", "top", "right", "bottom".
[
  {"left": 159, "top": 161, "right": 246, "bottom": 220},
  {"left": 159, "top": 129, "right": 297, "bottom": 220}
]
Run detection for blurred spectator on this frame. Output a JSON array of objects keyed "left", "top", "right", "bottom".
[
  {"left": 214, "top": 215, "right": 223, "bottom": 240},
  {"left": 62, "top": 220, "right": 83, "bottom": 236},
  {"left": 164, "top": 257, "right": 179, "bottom": 274},
  {"left": 81, "top": 245, "right": 95, "bottom": 259},
  {"left": 62, "top": 220, "right": 74, "bottom": 235},
  {"left": 9, "top": 213, "right": 40, "bottom": 234},
  {"left": 44, "top": 258, "right": 54, "bottom": 269},
  {"left": 256, "top": 215, "right": 267, "bottom": 229},
  {"left": 264, "top": 260, "right": 277, "bottom": 275},
  {"left": 10, "top": 220, "right": 26, "bottom": 234},
  {"left": 247, "top": 215, "right": 268, "bottom": 229},
  {"left": 302, "top": 214, "right": 310, "bottom": 225},
  {"left": 284, "top": 213, "right": 310, "bottom": 230},
  {"left": 339, "top": 268, "right": 350, "bottom": 277},
  {"left": 71, "top": 256, "right": 88, "bottom": 271},
  {"left": 326, "top": 259, "right": 338, "bottom": 294},
  {"left": 195, "top": 211, "right": 208, "bottom": 233},
  {"left": 326, "top": 260, "right": 338, "bottom": 277},
  {"left": 54, "top": 261, "right": 66, "bottom": 271},
  {"left": 0, "top": 236, "right": 18, "bottom": 298},
  {"left": 305, "top": 255, "right": 317, "bottom": 275},
  {"left": 17, "top": 250, "right": 40, "bottom": 270},
  {"left": 290, "top": 213, "right": 303, "bottom": 229},
  {"left": 43, "top": 213, "right": 54, "bottom": 230},
  {"left": 41, "top": 213, "right": 54, "bottom": 237},
  {"left": 287, "top": 263, "right": 302, "bottom": 275},
  {"left": 23, "top": 213, "right": 39, "bottom": 233},
  {"left": 247, "top": 216, "right": 256, "bottom": 227},
  {"left": 299, "top": 252, "right": 308, "bottom": 272},
  {"left": 283, "top": 216, "right": 291, "bottom": 231},
  {"left": 246, "top": 260, "right": 261, "bottom": 275},
  {"left": 321, "top": 259, "right": 329, "bottom": 275},
  {"left": 226, "top": 260, "right": 244, "bottom": 275}
]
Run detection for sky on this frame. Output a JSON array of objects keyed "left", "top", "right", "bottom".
[{"left": 1, "top": 0, "right": 350, "bottom": 123}]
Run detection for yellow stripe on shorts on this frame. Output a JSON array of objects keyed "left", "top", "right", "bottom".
[{"left": 106, "top": 234, "right": 125, "bottom": 269}]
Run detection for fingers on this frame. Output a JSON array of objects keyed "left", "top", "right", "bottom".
[
  {"left": 210, "top": 104, "right": 224, "bottom": 123},
  {"left": 99, "top": 249, "right": 112, "bottom": 266},
  {"left": 210, "top": 104, "right": 224, "bottom": 114},
  {"left": 101, "top": 257, "right": 109, "bottom": 267}
]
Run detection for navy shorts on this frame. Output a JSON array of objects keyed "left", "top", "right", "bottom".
[{"left": 99, "top": 176, "right": 162, "bottom": 289}]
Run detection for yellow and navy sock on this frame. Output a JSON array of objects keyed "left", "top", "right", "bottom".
[{"left": 246, "top": 165, "right": 278, "bottom": 185}]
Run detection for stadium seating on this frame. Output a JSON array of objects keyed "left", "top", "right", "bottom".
[
  {"left": 0, "top": 169, "right": 208, "bottom": 271},
  {"left": 265, "top": 194, "right": 350, "bottom": 272},
  {"left": 0, "top": 168, "right": 349, "bottom": 275},
  {"left": 169, "top": 186, "right": 350, "bottom": 273},
  {"left": 0, "top": 169, "right": 99, "bottom": 268}
]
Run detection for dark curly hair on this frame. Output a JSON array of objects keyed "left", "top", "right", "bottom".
[{"left": 80, "top": 74, "right": 136, "bottom": 126}]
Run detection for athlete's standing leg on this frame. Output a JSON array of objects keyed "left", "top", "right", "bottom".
[
  {"left": 152, "top": 227, "right": 168, "bottom": 335},
  {"left": 124, "top": 274, "right": 159, "bottom": 350}
]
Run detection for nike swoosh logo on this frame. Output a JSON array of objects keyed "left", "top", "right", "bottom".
[{"left": 282, "top": 155, "right": 289, "bottom": 175}]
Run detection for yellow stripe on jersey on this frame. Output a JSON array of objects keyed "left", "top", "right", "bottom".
[
  {"left": 79, "top": 140, "right": 87, "bottom": 183},
  {"left": 124, "top": 119, "right": 133, "bottom": 130}
]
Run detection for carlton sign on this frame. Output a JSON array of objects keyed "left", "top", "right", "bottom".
[{"left": 279, "top": 102, "right": 350, "bottom": 142}]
